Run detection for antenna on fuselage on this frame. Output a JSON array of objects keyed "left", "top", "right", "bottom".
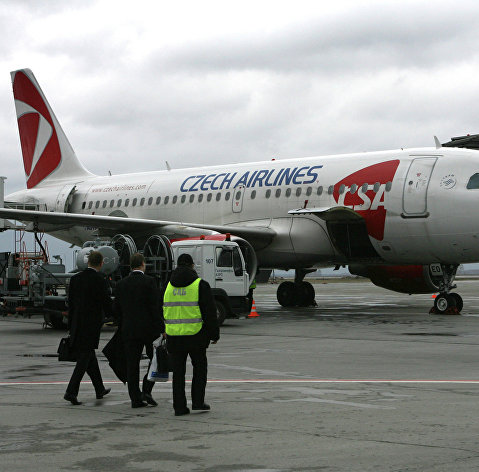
[
  {"left": 434, "top": 136, "right": 442, "bottom": 149},
  {"left": 166, "top": 161, "right": 171, "bottom": 171}
]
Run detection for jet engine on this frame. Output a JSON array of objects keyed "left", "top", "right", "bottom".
[{"left": 348, "top": 264, "right": 444, "bottom": 294}]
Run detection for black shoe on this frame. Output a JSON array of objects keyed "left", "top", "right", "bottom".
[
  {"left": 142, "top": 393, "right": 158, "bottom": 406},
  {"left": 131, "top": 401, "right": 148, "bottom": 408},
  {"left": 96, "top": 388, "right": 111, "bottom": 399},
  {"left": 192, "top": 403, "right": 210, "bottom": 411},
  {"left": 64, "top": 393, "right": 82, "bottom": 405},
  {"left": 174, "top": 408, "right": 190, "bottom": 416}
]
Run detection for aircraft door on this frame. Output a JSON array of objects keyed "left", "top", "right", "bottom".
[
  {"left": 402, "top": 158, "right": 437, "bottom": 216},
  {"left": 55, "top": 184, "right": 77, "bottom": 213},
  {"left": 232, "top": 185, "right": 245, "bottom": 213}
]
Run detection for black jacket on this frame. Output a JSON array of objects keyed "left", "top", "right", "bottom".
[
  {"left": 113, "top": 271, "right": 164, "bottom": 342},
  {"left": 68, "top": 268, "right": 113, "bottom": 350},
  {"left": 162, "top": 266, "right": 219, "bottom": 352}
]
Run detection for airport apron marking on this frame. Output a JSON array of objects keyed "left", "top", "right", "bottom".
[{"left": 2, "top": 379, "right": 479, "bottom": 386}]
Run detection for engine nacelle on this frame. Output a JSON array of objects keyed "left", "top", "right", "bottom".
[{"left": 349, "top": 264, "right": 444, "bottom": 294}]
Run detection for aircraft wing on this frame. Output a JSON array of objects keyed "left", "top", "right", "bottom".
[{"left": 0, "top": 207, "right": 275, "bottom": 248}]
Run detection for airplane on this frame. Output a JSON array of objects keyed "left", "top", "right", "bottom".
[{"left": 1, "top": 67, "right": 478, "bottom": 314}]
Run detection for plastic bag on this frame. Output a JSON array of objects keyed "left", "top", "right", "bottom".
[{"left": 147, "top": 339, "right": 169, "bottom": 382}]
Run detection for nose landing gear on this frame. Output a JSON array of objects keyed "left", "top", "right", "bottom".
[{"left": 430, "top": 264, "right": 462, "bottom": 315}]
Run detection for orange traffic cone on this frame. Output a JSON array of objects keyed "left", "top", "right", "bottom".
[{"left": 248, "top": 300, "right": 259, "bottom": 318}]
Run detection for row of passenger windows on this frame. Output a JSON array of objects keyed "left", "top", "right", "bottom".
[{"left": 81, "top": 182, "right": 393, "bottom": 210}]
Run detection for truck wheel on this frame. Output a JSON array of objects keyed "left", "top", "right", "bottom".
[
  {"left": 215, "top": 300, "right": 227, "bottom": 326},
  {"left": 44, "top": 313, "right": 68, "bottom": 330}
]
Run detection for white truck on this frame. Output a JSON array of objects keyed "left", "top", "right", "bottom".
[
  {"left": 0, "top": 232, "right": 255, "bottom": 328},
  {"left": 171, "top": 239, "right": 251, "bottom": 324}
]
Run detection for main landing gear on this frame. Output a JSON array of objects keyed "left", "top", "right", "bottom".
[
  {"left": 430, "top": 264, "right": 463, "bottom": 315},
  {"left": 276, "top": 269, "right": 317, "bottom": 307}
]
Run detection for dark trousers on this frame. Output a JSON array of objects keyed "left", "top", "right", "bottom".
[
  {"left": 171, "top": 348, "right": 207, "bottom": 412},
  {"left": 66, "top": 349, "right": 104, "bottom": 396},
  {"left": 124, "top": 339, "right": 154, "bottom": 403}
]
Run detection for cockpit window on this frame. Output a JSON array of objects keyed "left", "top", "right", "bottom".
[{"left": 467, "top": 174, "right": 479, "bottom": 189}]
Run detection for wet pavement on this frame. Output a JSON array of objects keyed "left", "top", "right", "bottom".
[{"left": 1, "top": 278, "right": 479, "bottom": 471}]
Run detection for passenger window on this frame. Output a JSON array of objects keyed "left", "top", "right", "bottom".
[
  {"left": 207, "top": 193, "right": 212, "bottom": 202},
  {"left": 164, "top": 196, "right": 169, "bottom": 204},
  {"left": 140, "top": 198, "right": 145, "bottom": 206},
  {"left": 95, "top": 201, "right": 100, "bottom": 209},
  {"left": 467, "top": 174, "right": 479, "bottom": 189},
  {"left": 125, "top": 199, "right": 129, "bottom": 207},
  {"left": 225, "top": 192, "right": 230, "bottom": 201},
  {"left": 373, "top": 182, "right": 380, "bottom": 192},
  {"left": 198, "top": 194, "right": 204, "bottom": 203},
  {"left": 172, "top": 196, "right": 177, "bottom": 204},
  {"left": 233, "top": 247, "right": 243, "bottom": 276},
  {"left": 88, "top": 201, "right": 93, "bottom": 209},
  {"left": 181, "top": 195, "right": 186, "bottom": 203},
  {"left": 328, "top": 186, "right": 334, "bottom": 195},
  {"left": 296, "top": 187, "right": 302, "bottom": 197},
  {"left": 117, "top": 199, "right": 122, "bottom": 207},
  {"left": 339, "top": 185, "right": 345, "bottom": 195},
  {"left": 385, "top": 181, "right": 392, "bottom": 192},
  {"left": 350, "top": 184, "right": 358, "bottom": 194},
  {"left": 275, "top": 189, "right": 281, "bottom": 198},
  {"left": 102, "top": 200, "right": 107, "bottom": 208},
  {"left": 306, "top": 187, "right": 312, "bottom": 196},
  {"left": 317, "top": 186, "right": 323, "bottom": 196},
  {"left": 81, "top": 202, "right": 86, "bottom": 209},
  {"left": 251, "top": 190, "right": 256, "bottom": 199},
  {"left": 285, "top": 188, "right": 291, "bottom": 197},
  {"left": 216, "top": 192, "right": 221, "bottom": 201},
  {"left": 266, "top": 189, "right": 271, "bottom": 198},
  {"left": 156, "top": 196, "right": 161, "bottom": 205},
  {"left": 148, "top": 197, "right": 153, "bottom": 205},
  {"left": 190, "top": 194, "right": 195, "bottom": 203},
  {"left": 361, "top": 183, "right": 368, "bottom": 193},
  {"left": 132, "top": 198, "right": 137, "bottom": 206},
  {"left": 216, "top": 247, "right": 233, "bottom": 267},
  {"left": 109, "top": 200, "right": 114, "bottom": 208}
]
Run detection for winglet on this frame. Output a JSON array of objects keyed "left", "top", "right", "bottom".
[{"left": 434, "top": 136, "right": 442, "bottom": 149}]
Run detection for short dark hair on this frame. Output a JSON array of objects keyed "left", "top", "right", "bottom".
[
  {"left": 130, "top": 253, "right": 145, "bottom": 270},
  {"left": 177, "top": 253, "right": 194, "bottom": 267},
  {"left": 88, "top": 251, "right": 103, "bottom": 267}
]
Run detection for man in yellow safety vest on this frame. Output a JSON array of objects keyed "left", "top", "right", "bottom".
[{"left": 163, "top": 253, "right": 220, "bottom": 416}]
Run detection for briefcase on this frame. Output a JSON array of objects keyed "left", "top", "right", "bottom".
[{"left": 57, "top": 336, "right": 76, "bottom": 362}]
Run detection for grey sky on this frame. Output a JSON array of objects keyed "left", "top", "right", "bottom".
[{"left": 0, "top": 0, "right": 478, "bottom": 264}]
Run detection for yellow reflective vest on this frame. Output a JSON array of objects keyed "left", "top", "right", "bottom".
[{"left": 163, "top": 278, "right": 203, "bottom": 336}]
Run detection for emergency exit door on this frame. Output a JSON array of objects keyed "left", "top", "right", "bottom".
[{"left": 402, "top": 157, "right": 437, "bottom": 216}]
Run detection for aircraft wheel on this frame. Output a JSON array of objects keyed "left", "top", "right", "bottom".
[
  {"left": 297, "top": 281, "right": 315, "bottom": 307},
  {"left": 434, "top": 293, "right": 456, "bottom": 314},
  {"left": 215, "top": 299, "right": 227, "bottom": 326},
  {"left": 449, "top": 293, "right": 463, "bottom": 312},
  {"left": 277, "top": 281, "right": 297, "bottom": 307}
]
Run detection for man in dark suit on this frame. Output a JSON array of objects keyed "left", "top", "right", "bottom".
[
  {"left": 113, "top": 253, "right": 164, "bottom": 408},
  {"left": 163, "top": 253, "right": 219, "bottom": 416},
  {"left": 64, "top": 251, "right": 113, "bottom": 405}
]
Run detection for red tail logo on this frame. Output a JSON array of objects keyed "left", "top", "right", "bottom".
[
  {"left": 13, "top": 71, "right": 61, "bottom": 188},
  {"left": 333, "top": 160, "right": 400, "bottom": 241}
]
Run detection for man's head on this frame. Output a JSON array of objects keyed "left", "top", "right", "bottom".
[
  {"left": 87, "top": 251, "right": 103, "bottom": 270},
  {"left": 130, "top": 253, "right": 146, "bottom": 271},
  {"left": 177, "top": 253, "right": 194, "bottom": 268}
]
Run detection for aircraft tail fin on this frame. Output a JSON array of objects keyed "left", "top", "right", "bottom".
[{"left": 10, "top": 69, "right": 92, "bottom": 189}]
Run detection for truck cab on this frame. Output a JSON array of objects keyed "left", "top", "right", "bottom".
[{"left": 171, "top": 239, "right": 250, "bottom": 324}]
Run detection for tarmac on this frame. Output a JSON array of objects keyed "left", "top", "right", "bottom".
[{"left": 2, "top": 278, "right": 479, "bottom": 471}]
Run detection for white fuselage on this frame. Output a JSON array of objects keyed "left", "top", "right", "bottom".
[{"left": 7, "top": 146, "right": 479, "bottom": 269}]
